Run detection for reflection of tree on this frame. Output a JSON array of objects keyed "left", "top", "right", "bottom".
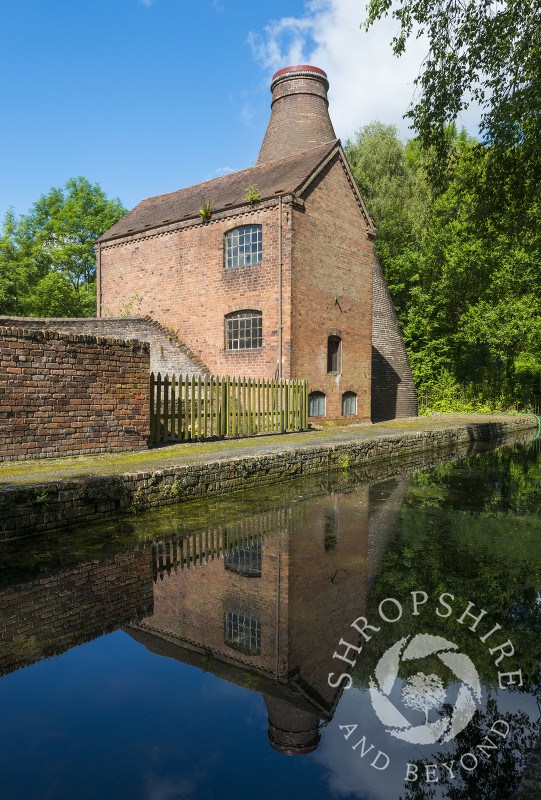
[
  {"left": 353, "top": 441, "right": 541, "bottom": 689},
  {"left": 354, "top": 440, "right": 541, "bottom": 798},
  {"left": 402, "top": 672, "right": 446, "bottom": 725},
  {"left": 398, "top": 699, "right": 540, "bottom": 800}
]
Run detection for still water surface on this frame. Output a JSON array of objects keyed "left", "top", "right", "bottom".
[{"left": 0, "top": 436, "right": 540, "bottom": 800}]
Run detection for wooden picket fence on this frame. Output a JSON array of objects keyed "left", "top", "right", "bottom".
[{"left": 150, "top": 373, "right": 308, "bottom": 444}]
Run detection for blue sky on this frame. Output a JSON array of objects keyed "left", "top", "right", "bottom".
[{"left": 0, "top": 0, "right": 479, "bottom": 222}]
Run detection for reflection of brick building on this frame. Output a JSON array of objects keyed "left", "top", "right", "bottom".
[
  {"left": 127, "top": 477, "right": 410, "bottom": 754},
  {"left": 98, "top": 65, "right": 417, "bottom": 422},
  {"left": 0, "top": 549, "right": 154, "bottom": 677}
]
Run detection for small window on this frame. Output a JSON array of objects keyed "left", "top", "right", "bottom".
[
  {"left": 225, "top": 225, "right": 262, "bottom": 269},
  {"left": 225, "top": 611, "right": 261, "bottom": 655},
  {"left": 342, "top": 392, "right": 357, "bottom": 415},
  {"left": 324, "top": 513, "right": 337, "bottom": 551},
  {"left": 225, "top": 311, "right": 262, "bottom": 350},
  {"left": 327, "top": 336, "right": 341, "bottom": 373},
  {"left": 308, "top": 391, "right": 326, "bottom": 417}
]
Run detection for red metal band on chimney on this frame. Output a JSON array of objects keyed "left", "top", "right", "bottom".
[{"left": 272, "top": 65, "right": 328, "bottom": 81}]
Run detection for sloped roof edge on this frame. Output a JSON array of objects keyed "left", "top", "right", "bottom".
[
  {"left": 294, "top": 146, "right": 376, "bottom": 233},
  {"left": 97, "top": 140, "right": 341, "bottom": 243}
]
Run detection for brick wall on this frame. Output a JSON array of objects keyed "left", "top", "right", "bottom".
[
  {"left": 140, "top": 527, "right": 288, "bottom": 677},
  {"left": 291, "top": 154, "right": 373, "bottom": 419},
  {"left": 0, "top": 327, "right": 150, "bottom": 461},
  {"left": 287, "top": 489, "right": 369, "bottom": 709},
  {"left": 0, "top": 548, "right": 154, "bottom": 677},
  {"left": 136, "top": 486, "right": 370, "bottom": 705},
  {"left": 371, "top": 255, "right": 418, "bottom": 421},
  {"left": 0, "top": 316, "right": 206, "bottom": 376},
  {"left": 99, "top": 199, "right": 292, "bottom": 379}
]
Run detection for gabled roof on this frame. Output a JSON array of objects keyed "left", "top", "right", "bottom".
[{"left": 99, "top": 140, "right": 347, "bottom": 242}]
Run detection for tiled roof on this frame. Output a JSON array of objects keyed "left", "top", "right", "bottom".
[{"left": 98, "top": 140, "right": 339, "bottom": 242}]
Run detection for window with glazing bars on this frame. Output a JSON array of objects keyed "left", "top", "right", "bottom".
[
  {"left": 225, "top": 311, "right": 262, "bottom": 350},
  {"left": 308, "top": 392, "right": 326, "bottom": 417},
  {"left": 225, "top": 611, "right": 261, "bottom": 654},
  {"left": 225, "top": 225, "right": 262, "bottom": 269},
  {"left": 342, "top": 392, "right": 357, "bottom": 415},
  {"left": 225, "top": 543, "right": 262, "bottom": 577}
]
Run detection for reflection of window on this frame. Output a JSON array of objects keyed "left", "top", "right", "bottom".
[
  {"left": 225, "top": 225, "right": 262, "bottom": 269},
  {"left": 225, "top": 543, "right": 262, "bottom": 577},
  {"left": 327, "top": 336, "right": 341, "bottom": 373},
  {"left": 308, "top": 391, "right": 326, "bottom": 417},
  {"left": 225, "top": 612, "right": 261, "bottom": 654},
  {"left": 225, "top": 311, "right": 262, "bottom": 350},
  {"left": 342, "top": 392, "right": 357, "bottom": 415}
]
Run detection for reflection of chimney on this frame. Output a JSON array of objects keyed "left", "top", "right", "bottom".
[
  {"left": 256, "top": 65, "right": 337, "bottom": 165},
  {"left": 263, "top": 695, "right": 321, "bottom": 755}
]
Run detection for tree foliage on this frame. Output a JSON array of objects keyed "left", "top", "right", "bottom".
[
  {"left": 364, "top": 0, "right": 541, "bottom": 186},
  {"left": 346, "top": 121, "right": 541, "bottom": 395},
  {"left": 0, "top": 177, "right": 126, "bottom": 317}
]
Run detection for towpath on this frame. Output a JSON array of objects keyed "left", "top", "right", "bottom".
[{"left": 0, "top": 413, "right": 536, "bottom": 487}]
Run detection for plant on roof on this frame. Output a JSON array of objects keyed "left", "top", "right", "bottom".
[
  {"left": 244, "top": 184, "right": 261, "bottom": 205},
  {"left": 199, "top": 199, "right": 213, "bottom": 222}
]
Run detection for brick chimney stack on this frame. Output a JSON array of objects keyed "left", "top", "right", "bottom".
[{"left": 256, "top": 65, "right": 337, "bottom": 165}]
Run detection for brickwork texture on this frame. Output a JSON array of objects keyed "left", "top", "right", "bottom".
[
  {"left": 371, "top": 255, "right": 418, "bottom": 420},
  {"left": 97, "top": 65, "right": 413, "bottom": 422},
  {"left": 0, "top": 327, "right": 150, "bottom": 461},
  {"left": 0, "top": 315, "right": 206, "bottom": 376},
  {"left": 0, "top": 549, "right": 153, "bottom": 677}
]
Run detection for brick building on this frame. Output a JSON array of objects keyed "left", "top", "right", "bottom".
[
  {"left": 127, "top": 475, "right": 411, "bottom": 754},
  {"left": 98, "top": 65, "right": 417, "bottom": 422}
]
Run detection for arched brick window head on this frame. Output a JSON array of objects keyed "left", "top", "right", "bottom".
[
  {"left": 225, "top": 225, "right": 262, "bottom": 269},
  {"left": 225, "top": 311, "right": 262, "bottom": 350},
  {"left": 327, "top": 335, "right": 341, "bottom": 373}
]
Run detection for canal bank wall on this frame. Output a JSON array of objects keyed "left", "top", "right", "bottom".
[{"left": 0, "top": 416, "right": 536, "bottom": 539}]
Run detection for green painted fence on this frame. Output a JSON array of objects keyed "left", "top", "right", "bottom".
[
  {"left": 150, "top": 373, "right": 308, "bottom": 444},
  {"left": 152, "top": 506, "right": 290, "bottom": 579}
]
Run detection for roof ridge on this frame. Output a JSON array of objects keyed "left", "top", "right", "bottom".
[
  {"left": 98, "top": 140, "right": 344, "bottom": 242},
  {"left": 137, "top": 140, "right": 340, "bottom": 205}
]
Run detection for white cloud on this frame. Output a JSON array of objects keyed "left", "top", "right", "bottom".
[
  {"left": 240, "top": 102, "right": 255, "bottom": 127},
  {"left": 202, "top": 165, "right": 238, "bottom": 182},
  {"left": 213, "top": 166, "right": 236, "bottom": 176},
  {"left": 145, "top": 774, "right": 197, "bottom": 800},
  {"left": 249, "top": 0, "right": 481, "bottom": 142}
]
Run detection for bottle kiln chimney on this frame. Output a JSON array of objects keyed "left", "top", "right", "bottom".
[{"left": 256, "top": 65, "right": 336, "bottom": 165}]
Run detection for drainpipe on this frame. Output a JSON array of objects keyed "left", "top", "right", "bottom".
[
  {"left": 278, "top": 196, "right": 283, "bottom": 380},
  {"left": 275, "top": 538, "right": 281, "bottom": 677},
  {"left": 97, "top": 242, "right": 102, "bottom": 317}
]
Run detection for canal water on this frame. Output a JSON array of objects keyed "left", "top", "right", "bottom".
[{"left": 0, "top": 435, "right": 539, "bottom": 800}]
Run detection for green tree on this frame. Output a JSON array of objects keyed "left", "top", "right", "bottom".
[
  {"left": 399, "top": 138, "right": 541, "bottom": 391},
  {"left": 0, "top": 177, "right": 126, "bottom": 317},
  {"left": 364, "top": 0, "right": 541, "bottom": 188},
  {"left": 344, "top": 122, "right": 430, "bottom": 314}
]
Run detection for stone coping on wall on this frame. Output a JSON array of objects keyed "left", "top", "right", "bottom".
[
  {"left": 0, "top": 324, "right": 151, "bottom": 351},
  {"left": 0, "top": 414, "right": 537, "bottom": 539}
]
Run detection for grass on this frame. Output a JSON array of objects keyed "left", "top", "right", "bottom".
[{"left": 0, "top": 413, "right": 534, "bottom": 485}]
